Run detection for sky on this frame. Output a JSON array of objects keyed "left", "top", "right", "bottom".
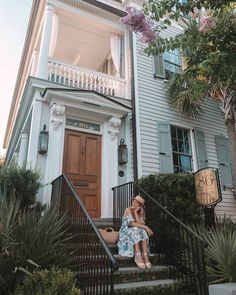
[{"left": 0, "top": 0, "right": 33, "bottom": 156}]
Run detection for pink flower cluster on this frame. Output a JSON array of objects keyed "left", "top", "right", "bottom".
[
  {"left": 199, "top": 16, "right": 215, "bottom": 33},
  {"left": 121, "top": 6, "right": 157, "bottom": 44}
]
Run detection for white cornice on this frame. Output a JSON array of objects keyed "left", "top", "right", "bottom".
[
  {"left": 53, "top": 0, "right": 122, "bottom": 23},
  {"left": 43, "top": 89, "right": 131, "bottom": 118}
]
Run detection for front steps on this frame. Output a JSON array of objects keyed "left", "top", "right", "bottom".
[
  {"left": 94, "top": 218, "right": 184, "bottom": 295},
  {"left": 113, "top": 252, "right": 182, "bottom": 295}
]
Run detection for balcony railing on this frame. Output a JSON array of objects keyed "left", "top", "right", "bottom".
[{"left": 48, "top": 59, "right": 127, "bottom": 99}]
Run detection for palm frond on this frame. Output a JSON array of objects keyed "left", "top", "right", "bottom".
[
  {"left": 167, "top": 73, "right": 210, "bottom": 117},
  {"left": 190, "top": 218, "right": 236, "bottom": 283}
]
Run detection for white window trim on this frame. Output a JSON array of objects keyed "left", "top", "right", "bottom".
[{"left": 170, "top": 123, "right": 198, "bottom": 172}]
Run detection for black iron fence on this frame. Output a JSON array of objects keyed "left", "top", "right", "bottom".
[
  {"left": 51, "top": 175, "right": 118, "bottom": 295},
  {"left": 112, "top": 182, "right": 209, "bottom": 295}
]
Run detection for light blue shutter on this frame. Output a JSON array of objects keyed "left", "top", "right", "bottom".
[
  {"left": 194, "top": 129, "right": 208, "bottom": 169},
  {"left": 215, "top": 135, "right": 233, "bottom": 187},
  {"left": 154, "top": 55, "right": 165, "bottom": 78},
  {"left": 158, "top": 122, "right": 174, "bottom": 173}
]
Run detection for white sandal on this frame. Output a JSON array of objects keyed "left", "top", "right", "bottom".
[
  {"left": 143, "top": 253, "right": 152, "bottom": 269},
  {"left": 134, "top": 252, "right": 145, "bottom": 269}
]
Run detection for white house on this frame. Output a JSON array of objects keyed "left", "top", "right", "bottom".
[{"left": 4, "top": 0, "right": 236, "bottom": 219}]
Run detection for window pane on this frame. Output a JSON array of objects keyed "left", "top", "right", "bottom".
[
  {"left": 180, "top": 155, "right": 192, "bottom": 172},
  {"left": 171, "top": 126, "right": 176, "bottom": 138},
  {"left": 185, "top": 142, "right": 190, "bottom": 154},
  {"left": 177, "top": 128, "right": 183, "bottom": 140},
  {"left": 183, "top": 130, "right": 189, "bottom": 141},
  {"left": 178, "top": 140, "right": 185, "bottom": 153},
  {"left": 172, "top": 139, "right": 178, "bottom": 152},
  {"left": 173, "top": 153, "right": 179, "bottom": 166}
]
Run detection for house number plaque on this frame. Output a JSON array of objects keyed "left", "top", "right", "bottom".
[
  {"left": 66, "top": 118, "right": 100, "bottom": 131},
  {"left": 193, "top": 167, "right": 222, "bottom": 207}
]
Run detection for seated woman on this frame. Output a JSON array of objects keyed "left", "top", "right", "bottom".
[{"left": 117, "top": 195, "right": 153, "bottom": 269}]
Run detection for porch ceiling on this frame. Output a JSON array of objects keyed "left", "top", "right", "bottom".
[{"left": 54, "top": 10, "right": 122, "bottom": 70}]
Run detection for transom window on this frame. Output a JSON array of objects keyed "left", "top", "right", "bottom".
[
  {"left": 163, "top": 49, "right": 182, "bottom": 79},
  {"left": 171, "top": 126, "right": 192, "bottom": 173}
]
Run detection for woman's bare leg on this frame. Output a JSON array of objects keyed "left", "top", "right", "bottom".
[
  {"left": 134, "top": 242, "right": 141, "bottom": 254},
  {"left": 142, "top": 240, "right": 151, "bottom": 268},
  {"left": 141, "top": 240, "right": 148, "bottom": 254},
  {"left": 134, "top": 242, "right": 145, "bottom": 269}
]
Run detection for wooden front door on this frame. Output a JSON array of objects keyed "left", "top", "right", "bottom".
[{"left": 63, "top": 129, "right": 101, "bottom": 217}]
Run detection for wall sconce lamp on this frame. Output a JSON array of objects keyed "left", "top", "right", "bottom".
[
  {"left": 38, "top": 124, "right": 49, "bottom": 154},
  {"left": 118, "top": 138, "right": 128, "bottom": 165}
]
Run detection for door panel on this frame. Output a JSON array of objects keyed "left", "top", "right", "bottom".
[
  {"left": 65, "top": 134, "right": 82, "bottom": 174},
  {"left": 63, "top": 129, "right": 101, "bottom": 217},
  {"left": 84, "top": 137, "right": 99, "bottom": 176}
]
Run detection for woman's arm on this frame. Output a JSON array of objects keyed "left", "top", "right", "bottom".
[{"left": 130, "top": 220, "right": 153, "bottom": 236}]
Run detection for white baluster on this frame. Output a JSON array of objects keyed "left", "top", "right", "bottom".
[
  {"left": 63, "top": 66, "right": 67, "bottom": 85},
  {"left": 59, "top": 65, "right": 63, "bottom": 84},
  {"left": 94, "top": 75, "right": 97, "bottom": 92},
  {"left": 81, "top": 72, "right": 85, "bottom": 90},
  {"left": 112, "top": 80, "right": 116, "bottom": 96},
  {"left": 98, "top": 76, "right": 102, "bottom": 94},
  {"left": 67, "top": 67, "right": 71, "bottom": 86},
  {"left": 106, "top": 78, "right": 109, "bottom": 95},
  {"left": 48, "top": 62, "right": 52, "bottom": 81},
  {"left": 90, "top": 73, "right": 94, "bottom": 91},
  {"left": 102, "top": 77, "right": 106, "bottom": 94},
  {"left": 52, "top": 63, "right": 59, "bottom": 82},
  {"left": 71, "top": 68, "right": 75, "bottom": 87},
  {"left": 76, "top": 70, "right": 80, "bottom": 88},
  {"left": 85, "top": 72, "right": 89, "bottom": 90}
]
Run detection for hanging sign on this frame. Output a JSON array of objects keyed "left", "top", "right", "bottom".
[{"left": 193, "top": 167, "right": 222, "bottom": 207}]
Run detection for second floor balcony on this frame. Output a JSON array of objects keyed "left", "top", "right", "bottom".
[
  {"left": 48, "top": 58, "right": 127, "bottom": 98},
  {"left": 29, "top": 1, "right": 129, "bottom": 100}
]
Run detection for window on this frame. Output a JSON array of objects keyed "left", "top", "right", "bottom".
[
  {"left": 171, "top": 126, "right": 192, "bottom": 173},
  {"left": 154, "top": 49, "right": 182, "bottom": 79},
  {"left": 163, "top": 49, "right": 182, "bottom": 79}
]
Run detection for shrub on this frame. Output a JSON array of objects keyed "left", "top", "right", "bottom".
[
  {"left": 190, "top": 217, "right": 236, "bottom": 283},
  {"left": 0, "top": 164, "right": 41, "bottom": 209},
  {"left": 138, "top": 173, "right": 202, "bottom": 224},
  {"left": 0, "top": 191, "right": 75, "bottom": 294},
  {"left": 138, "top": 173, "right": 203, "bottom": 254},
  {"left": 13, "top": 266, "right": 80, "bottom": 295}
]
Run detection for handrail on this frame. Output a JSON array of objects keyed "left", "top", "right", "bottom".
[
  {"left": 63, "top": 175, "right": 119, "bottom": 270},
  {"left": 51, "top": 174, "right": 118, "bottom": 295},
  {"left": 136, "top": 183, "right": 206, "bottom": 244},
  {"left": 113, "top": 181, "right": 206, "bottom": 244},
  {"left": 112, "top": 181, "right": 209, "bottom": 295}
]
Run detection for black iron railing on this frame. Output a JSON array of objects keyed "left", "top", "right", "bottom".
[
  {"left": 112, "top": 182, "right": 209, "bottom": 295},
  {"left": 51, "top": 175, "right": 118, "bottom": 295}
]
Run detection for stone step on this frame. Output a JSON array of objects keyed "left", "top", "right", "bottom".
[
  {"left": 93, "top": 218, "right": 114, "bottom": 228},
  {"left": 114, "top": 265, "right": 170, "bottom": 284},
  {"left": 114, "top": 254, "right": 165, "bottom": 267},
  {"left": 114, "top": 279, "right": 179, "bottom": 295}
]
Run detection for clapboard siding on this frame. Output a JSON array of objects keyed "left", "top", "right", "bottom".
[{"left": 135, "top": 26, "right": 236, "bottom": 217}]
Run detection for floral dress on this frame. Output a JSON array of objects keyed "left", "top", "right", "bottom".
[{"left": 117, "top": 213, "right": 149, "bottom": 257}]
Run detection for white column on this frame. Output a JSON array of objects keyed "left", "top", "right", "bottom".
[
  {"left": 27, "top": 97, "right": 43, "bottom": 169},
  {"left": 30, "top": 50, "right": 39, "bottom": 76},
  {"left": 101, "top": 117, "right": 121, "bottom": 218},
  {"left": 49, "top": 13, "right": 59, "bottom": 57},
  {"left": 18, "top": 132, "right": 29, "bottom": 167},
  {"left": 43, "top": 103, "right": 66, "bottom": 204},
  {"left": 37, "top": 4, "right": 55, "bottom": 79}
]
